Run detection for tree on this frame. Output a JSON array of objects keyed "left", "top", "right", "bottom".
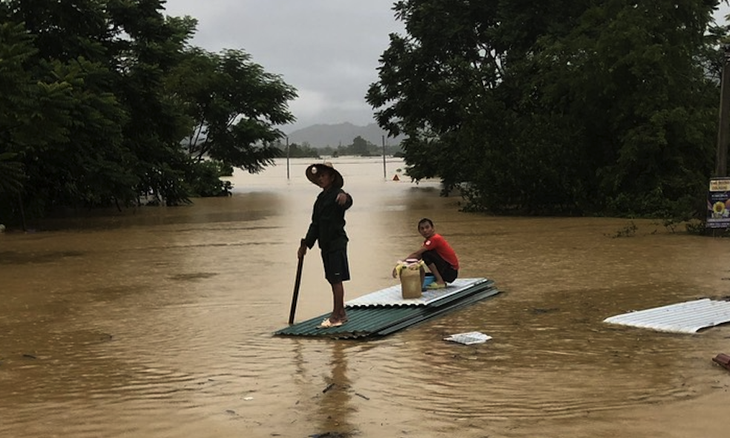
[
  {"left": 0, "top": 153, "right": 24, "bottom": 196},
  {"left": 351, "top": 136, "right": 371, "bottom": 155},
  {"left": 281, "top": 141, "right": 320, "bottom": 158},
  {"left": 0, "top": 20, "right": 77, "bottom": 221},
  {"left": 0, "top": 0, "right": 299, "bottom": 223},
  {"left": 171, "top": 48, "right": 297, "bottom": 173},
  {"left": 1, "top": 0, "right": 192, "bottom": 210},
  {"left": 368, "top": 0, "right": 721, "bottom": 216},
  {"left": 107, "top": 0, "right": 198, "bottom": 206}
]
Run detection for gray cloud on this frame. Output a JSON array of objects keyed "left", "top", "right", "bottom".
[
  {"left": 164, "top": 0, "right": 730, "bottom": 133},
  {"left": 162, "top": 0, "right": 404, "bottom": 132}
]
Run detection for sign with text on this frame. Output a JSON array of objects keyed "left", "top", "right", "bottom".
[{"left": 707, "top": 177, "right": 730, "bottom": 229}]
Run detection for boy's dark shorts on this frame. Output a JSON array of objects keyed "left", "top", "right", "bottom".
[
  {"left": 321, "top": 248, "right": 350, "bottom": 284},
  {"left": 421, "top": 250, "right": 458, "bottom": 283}
]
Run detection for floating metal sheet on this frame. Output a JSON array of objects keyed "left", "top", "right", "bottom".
[
  {"left": 444, "top": 331, "right": 492, "bottom": 345},
  {"left": 275, "top": 280, "right": 501, "bottom": 339},
  {"left": 345, "top": 278, "right": 489, "bottom": 308},
  {"left": 604, "top": 298, "right": 730, "bottom": 334}
]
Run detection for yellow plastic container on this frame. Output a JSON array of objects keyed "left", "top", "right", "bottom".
[{"left": 397, "top": 260, "right": 424, "bottom": 299}]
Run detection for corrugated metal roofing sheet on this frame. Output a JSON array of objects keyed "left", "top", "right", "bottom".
[
  {"left": 603, "top": 298, "right": 730, "bottom": 334},
  {"left": 374, "top": 287, "right": 500, "bottom": 338},
  {"left": 276, "top": 307, "right": 427, "bottom": 339},
  {"left": 345, "top": 278, "right": 491, "bottom": 308},
  {"left": 275, "top": 279, "right": 500, "bottom": 339}
]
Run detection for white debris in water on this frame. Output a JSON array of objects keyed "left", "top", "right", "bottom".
[{"left": 443, "top": 331, "right": 492, "bottom": 345}]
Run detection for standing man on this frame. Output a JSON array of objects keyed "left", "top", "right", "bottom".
[{"left": 298, "top": 162, "right": 353, "bottom": 328}]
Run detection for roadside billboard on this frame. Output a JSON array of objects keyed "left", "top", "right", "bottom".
[{"left": 707, "top": 177, "right": 730, "bottom": 229}]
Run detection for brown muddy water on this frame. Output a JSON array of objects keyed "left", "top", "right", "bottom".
[{"left": 1, "top": 157, "right": 729, "bottom": 438}]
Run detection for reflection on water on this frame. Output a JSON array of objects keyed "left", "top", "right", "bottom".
[
  {"left": 313, "top": 342, "right": 355, "bottom": 435},
  {"left": 1, "top": 157, "right": 729, "bottom": 438}
]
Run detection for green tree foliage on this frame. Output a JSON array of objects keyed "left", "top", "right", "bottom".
[
  {"left": 0, "top": 20, "right": 77, "bottom": 221},
  {"left": 185, "top": 160, "right": 233, "bottom": 197},
  {"left": 325, "top": 136, "right": 381, "bottom": 156},
  {"left": 0, "top": 152, "right": 25, "bottom": 195},
  {"left": 368, "top": 0, "right": 722, "bottom": 216},
  {"left": 0, "top": 0, "right": 297, "bottom": 224},
  {"left": 170, "top": 48, "right": 297, "bottom": 173},
  {"left": 280, "top": 141, "right": 321, "bottom": 158},
  {"left": 351, "top": 135, "right": 371, "bottom": 155}
]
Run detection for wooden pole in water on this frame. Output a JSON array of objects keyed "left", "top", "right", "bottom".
[
  {"left": 716, "top": 46, "right": 730, "bottom": 177},
  {"left": 382, "top": 135, "right": 386, "bottom": 179},
  {"left": 288, "top": 239, "right": 306, "bottom": 324}
]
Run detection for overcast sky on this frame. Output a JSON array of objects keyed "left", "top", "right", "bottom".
[
  {"left": 162, "top": 0, "right": 405, "bottom": 133},
  {"left": 161, "top": 1, "right": 730, "bottom": 133}
]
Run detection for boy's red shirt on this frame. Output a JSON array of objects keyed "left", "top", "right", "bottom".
[{"left": 423, "top": 233, "right": 459, "bottom": 270}]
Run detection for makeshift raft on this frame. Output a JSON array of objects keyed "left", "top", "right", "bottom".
[{"left": 275, "top": 277, "right": 501, "bottom": 339}]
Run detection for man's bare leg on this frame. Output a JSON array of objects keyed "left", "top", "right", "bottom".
[{"left": 331, "top": 282, "right": 347, "bottom": 322}]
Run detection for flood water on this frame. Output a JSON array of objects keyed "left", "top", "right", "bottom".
[{"left": 1, "top": 157, "right": 729, "bottom": 438}]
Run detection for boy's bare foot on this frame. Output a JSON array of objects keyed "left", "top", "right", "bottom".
[{"left": 317, "top": 316, "right": 349, "bottom": 329}]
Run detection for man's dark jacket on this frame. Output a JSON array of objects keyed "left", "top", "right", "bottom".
[{"left": 304, "top": 186, "right": 353, "bottom": 253}]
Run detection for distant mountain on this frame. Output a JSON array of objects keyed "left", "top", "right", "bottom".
[{"left": 285, "top": 122, "right": 405, "bottom": 148}]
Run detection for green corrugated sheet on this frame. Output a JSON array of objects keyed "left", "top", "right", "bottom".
[{"left": 274, "top": 280, "right": 501, "bottom": 339}]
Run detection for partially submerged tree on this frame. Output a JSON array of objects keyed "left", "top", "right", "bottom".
[
  {"left": 170, "top": 48, "right": 297, "bottom": 174},
  {"left": 0, "top": 0, "right": 297, "bottom": 224},
  {"left": 0, "top": 20, "right": 77, "bottom": 221},
  {"left": 368, "top": 0, "right": 722, "bottom": 217}
]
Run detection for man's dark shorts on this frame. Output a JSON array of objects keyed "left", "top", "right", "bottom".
[
  {"left": 421, "top": 250, "right": 458, "bottom": 283},
  {"left": 321, "top": 248, "right": 350, "bottom": 284}
]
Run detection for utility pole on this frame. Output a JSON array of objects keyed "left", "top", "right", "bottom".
[
  {"left": 382, "top": 135, "right": 386, "bottom": 179},
  {"left": 286, "top": 136, "right": 290, "bottom": 180},
  {"left": 716, "top": 45, "right": 730, "bottom": 177}
]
